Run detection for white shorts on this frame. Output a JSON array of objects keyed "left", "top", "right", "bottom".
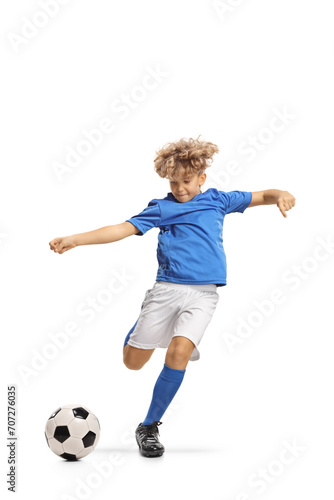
[{"left": 126, "top": 281, "right": 220, "bottom": 361}]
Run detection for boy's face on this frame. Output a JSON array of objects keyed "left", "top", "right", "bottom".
[{"left": 169, "top": 170, "right": 206, "bottom": 203}]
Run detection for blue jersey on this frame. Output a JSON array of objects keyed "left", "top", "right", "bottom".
[{"left": 126, "top": 188, "right": 252, "bottom": 287}]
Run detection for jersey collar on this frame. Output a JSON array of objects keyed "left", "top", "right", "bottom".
[{"left": 168, "top": 190, "right": 203, "bottom": 203}]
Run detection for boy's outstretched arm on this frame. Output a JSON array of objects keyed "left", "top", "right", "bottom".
[
  {"left": 49, "top": 221, "right": 140, "bottom": 254},
  {"left": 249, "top": 189, "right": 296, "bottom": 218}
]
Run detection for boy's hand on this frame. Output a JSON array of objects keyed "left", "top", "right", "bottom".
[
  {"left": 277, "top": 191, "right": 296, "bottom": 218},
  {"left": 49, "top": 236, "right": 77, "bottom": 254}
]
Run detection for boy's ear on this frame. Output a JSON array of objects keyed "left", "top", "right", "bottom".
[{"left": 200, "top": 172, "right": 207, "bottom": 185}]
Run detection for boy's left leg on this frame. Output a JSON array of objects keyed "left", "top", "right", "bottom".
[
  {"left": 135, "top": 336, "right": 193, "bottom": 457},
  {"left": 142, "top": 336, "right": 194, "bottom": 424},
  {"left": 164, "top": 335, "right": 196, "bottom": 370}
]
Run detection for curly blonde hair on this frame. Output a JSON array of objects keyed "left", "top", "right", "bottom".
[{"left": 154, "top": 135, "right": 219, "bottom": 179}]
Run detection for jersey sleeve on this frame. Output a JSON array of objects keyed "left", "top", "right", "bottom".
[
  {"left": 125, "top": 199, "right": 162, "bottom": 236},
  {"left": 219, "top": 190, "right": 252, "bottom": 214}
]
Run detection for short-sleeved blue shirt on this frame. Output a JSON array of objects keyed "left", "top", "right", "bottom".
[{"left": 126, "top": 188, "right": 252, "bottom": 287}]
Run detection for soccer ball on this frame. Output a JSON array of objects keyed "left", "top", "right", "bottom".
[{"left": 45, "top": 404, "right": 100, "bottom": 460}]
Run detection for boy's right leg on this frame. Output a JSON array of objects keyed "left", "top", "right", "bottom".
[
  {"left": 123, "top": 317, "right": 155, "bottom": 370},
  {"left": 123, "top": 344, "right": 155, "bottom": 370}
]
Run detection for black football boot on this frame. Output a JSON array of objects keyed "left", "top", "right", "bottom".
[{"left": 135, "top": 421, "right": 165, "bottom": 457}]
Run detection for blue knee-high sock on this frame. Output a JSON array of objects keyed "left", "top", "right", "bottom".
[
  {"left": 123, "top": 318, "right": 139, "bottom": 347},
  {"left": 142, "top": 364, "right": 186, "bottom": 425}
]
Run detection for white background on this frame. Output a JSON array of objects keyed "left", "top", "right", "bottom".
[{"left": 1, "top": 0, "right": 333, "bottom": 499}]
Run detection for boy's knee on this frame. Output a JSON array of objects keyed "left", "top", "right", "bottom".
[
  {"left": 123, "top": 358, "right": 142, "bottom": 370},
  {"left": 123, "top": 349, "right": 143, "bottom": 370},
  {"left": 123, "top": 344, "right": 154, "bottom": 370},
  {"left": 123, "top": 354, "right": 141, "bottom": 370},
  {"left": 167, "top": 346, "right": 190, "bottom": 364},
  {"left": 124, "top": 361, "right": 142, "bottom": 370}
]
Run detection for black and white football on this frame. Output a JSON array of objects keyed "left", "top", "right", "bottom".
[{"left": 45, "top": 404, "right": 100, "bottom": 460}]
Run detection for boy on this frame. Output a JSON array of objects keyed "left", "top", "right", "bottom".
[{"left": 49, "top": 136, "right": 296, "bottom": 458}]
